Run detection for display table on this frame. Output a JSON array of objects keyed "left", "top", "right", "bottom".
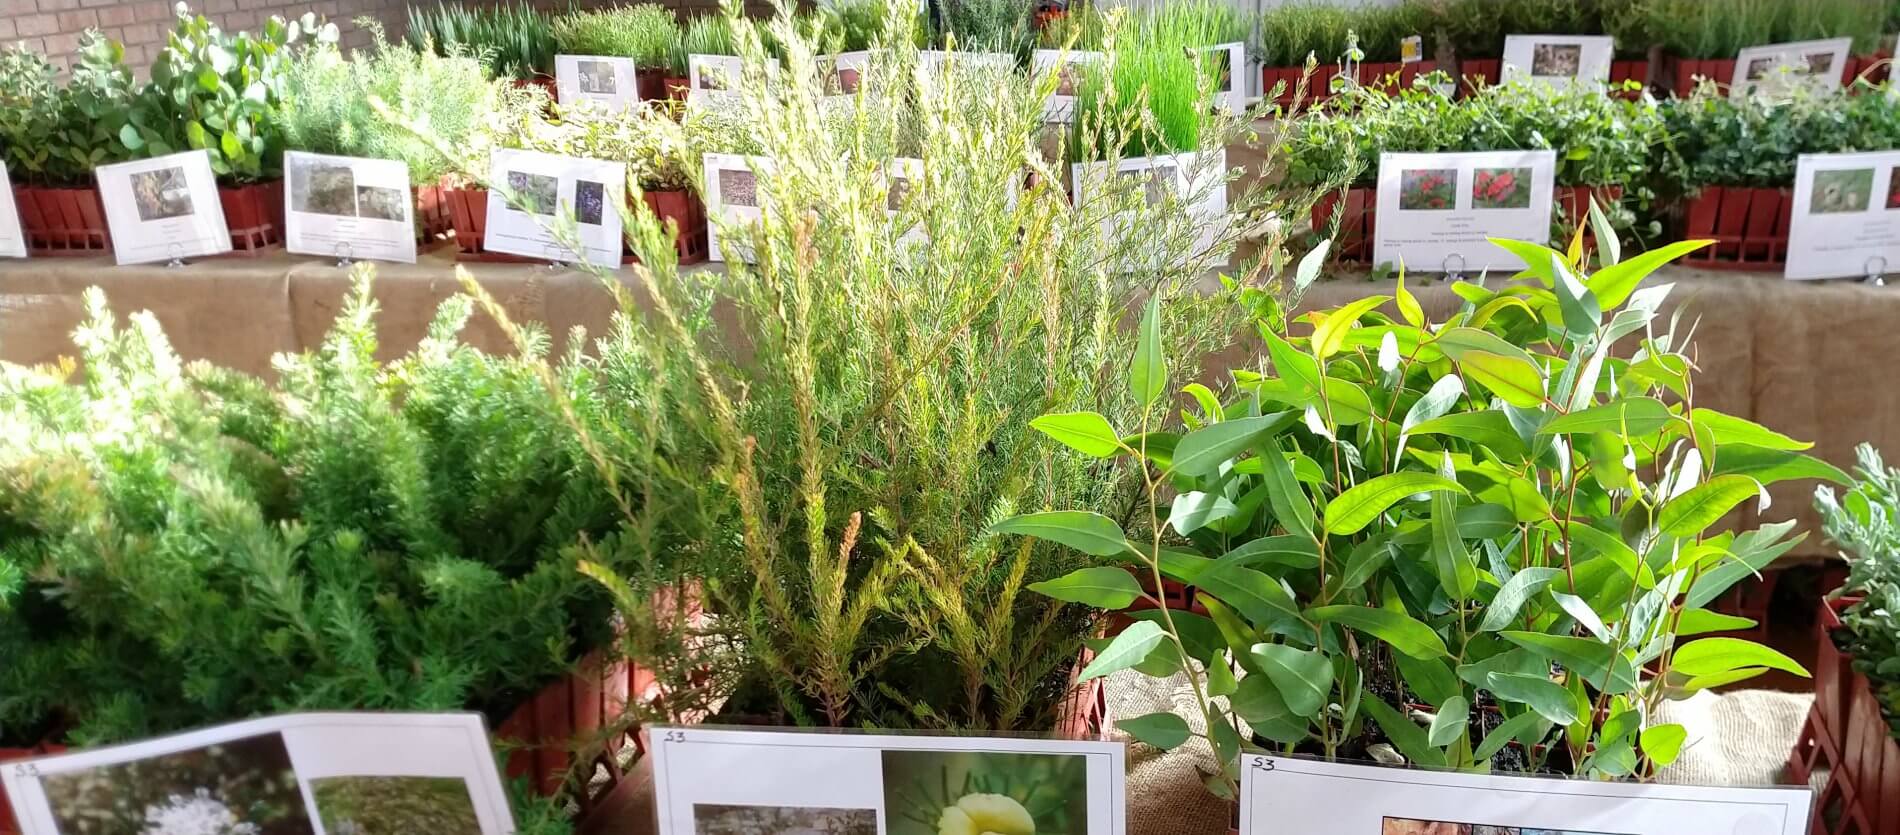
[{"left": 1, "top": 250, "right": 1891, "bottom": 560}]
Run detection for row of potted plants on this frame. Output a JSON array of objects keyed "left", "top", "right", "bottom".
[{"left": 1287, "top": 74, "right": 1900, "bottom": 269}]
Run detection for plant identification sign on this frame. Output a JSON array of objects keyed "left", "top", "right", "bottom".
[
  {"left": 1032, "top": 49, "right": 1105, "bottom": 123},
  {"left": 1732, "top": 37, "right": 1853, "bottom": 100},
  {"left": 1374, "top": 150, "right": 1557, "bottom": 273},
  {"left": 283, "top": 151, "right": 418, "bottom": 264},
  {"left": 1786, "top": 150, "right": 1900, "bottom": 280},
  {"left": 556, "top": 54, "right": 641, "bottom": 113},
  {"left": 1072, "top": 149, "right": 1231, "bottom": 271},
  {"left": 95, "top": 149, "right": 230, "bottom": 266},
  {"left": 483, "top": 147, "right": 624, "bottom": 269},
  {"left": 1502, "top": 35, "right": 1615, "bottom": 91},
  {"left": 0, "top": 161, "right": 24, "bottom": 259},
  {"left": 1196, "top": 42, "right": 1249, "bottom": 113},
  {"left": 689, "top": 54, "right": 744, "bottom": 107},
  {"left": 648, "top": 725, "right": 1125, "bottom": 835},
  {"left": 1239, "top": 755, "right": 1812, "bottom": 835},
  {"left": 703, "top": 152, "right": 775, "bottom": 263},
  {"left": 2, "top": 712, "right": 515, "bottom": 835}
]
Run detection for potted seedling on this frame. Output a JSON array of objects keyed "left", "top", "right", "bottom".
[
  {"left": 552, "top": 4, "right": 681, "bottom": 103},
  {"left": 0, "top": 35, "right": 137, "bottom": 256}
]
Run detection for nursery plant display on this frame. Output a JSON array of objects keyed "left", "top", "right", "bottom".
[
  {"left": 406, "top": 1, "right": 559, "bottom": 83},
  {"left": 1437, "top": 0, "right": 1605, "bottom": 86},
  {"left": 551, "top": 4, "right": 681, "bottom": 99},
  {"left": 280, "top": 28, "right": 537, "bottom": 239},
  {"left": 447, "top": 0, "right": 1332, "bottom": 736},
  {"left": 1819, "top": 446, "right": 1900, "bottom": 738},
  {"left": 0, "top": 34, "right": 138, "bottom": 255},
  {"left": 507, "top": 102, "right": 711, "bottom": 262},
  {"left": 1606, "top": 0, "right": 1892, "bottom": 96},
  {"left": 116, "top": 6, "right": 335, "bottom": 250},
  {"left": 1659, "top": 83, "right": 1900, "bottom": 268},
  {"left": 995, "top": 226, "right": 1831, "bottom": 797},
  {"left": 1258, "top": 1, "right": 1438, "bottom": 106},
  {"left": 670, "top": 15, "right": 739, "bottom": 96},
  {"left": 1288, "top": 78, "right": 1668, "bottom": 260},
  {"left": 940, "top": 0, "right": 1033, "bottom": 54}
]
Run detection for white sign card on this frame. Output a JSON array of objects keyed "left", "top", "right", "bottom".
[
  {"left": 283, "top": 151, "right": 417, "bottom": 264},
  {"left": 1, "top": 712, "right": 514, "bottom": 835},
  {"left": 704, "top": 152, "right": 774, "bottom": 264},
  {"left": 95, "top": 149, "right": 230, "bottom": 265},
  {"left": 1502, "top": 34, "right": 1615, "bottom": 90},
  {"left": 555, "top": 54, "right": 641, "bottom": 113},
  {"left": 1033, "top": 49, "right": 1105, "bottom": 123},
  {"left": 1374, "top": 150, "right": 1557, "bottom": 273},
  {"left": 1196, "top": 42, "right": 1249, "bottom": 112},
  {"left": 1073, "top": 149, "right": 1230, "bottom": 269},
  {"left": 689, "top": 54, "right": 744, "bottom": 106},
  {"left": 1732, "top": 37, "right": 1853, "bottom": 100},
  {"left": 1239, "top": 754, "right": 1813, "bottom": 835},
  {"left": 0, "top": 161, "right": 24, "bottom": 258},
  {"left": 484, "top": 147, "right": 624, "bottom": 268},
  {"left": 1786, "top": 150, "right": 1900, "bottom": 280},
  {"left": 883, "top": 156, "right": 926, "bottom": 247},
  {"left": 648, "top": 725, "right": 1125, "bottom": 835}
]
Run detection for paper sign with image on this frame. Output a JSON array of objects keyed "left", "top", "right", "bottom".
[
  {"left": 689, "top": 54, "right": 744, "bottom": 106},
  {"left": 283, "top": 151, "right": 417, "bottom": 264},
  {"left": 1786, "top": 150, "right": 1900, "bottom": 280},
  {"left": 1032, "top": 49, "right": 1105, "bottom": 123},
  {"left": 1194, "top": 42, "right": 1248, "bottom": 112},
  {"left": 648, "top": 726, "right": 1124, "bottom": 835},
  {"left": 1374, "top": 150, "right": 1556, "bottom": 273},
  {"left": 1732, "top": 37, "right": 1852, "bottom": 100},
  {"left": 704, "top": 152, "right": 775, "bottom": 263},
  {"left": 1239, "top": 755, "right": 1811, "bottom": 835},
  {"left": 0, "top": 161, "right": 24, "bottom": 259},
  {"left": 1072, "top": 149, "right": 1230, "bottom": 270},
  {"left": 483, "top": 148, "right": 625, "bottom": 268},
  {"left": 1501, "top": 35, "right": 1615, "bottom": 90},
  {"left": 96, "top": 149, "right": 231, "bottom": 266},
  {"left": 0, "top": 712, "right": 515, "bottom": 835},
  {"left": 556, "top": 54, "right": 641, "bottom": 113}
]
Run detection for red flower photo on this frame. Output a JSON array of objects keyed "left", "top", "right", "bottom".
[
  {"left": 1472, "top": 167, "right": 1533, "bottom": 210},
  {"left": 1399, "top": 168, "right": 1456, "bottom": 211}
]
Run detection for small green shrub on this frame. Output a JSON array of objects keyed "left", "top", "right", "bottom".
[
  {"left": 405, "top": 1, "right": 558, "bottom": 80},
  {"left": 552, "top": 4, "right": 681, "bottom": 68},
  {"left": 1659, "top": 84, "right": 1900, "bottom": 193},
  {"left": 1817, "top": 446, "right": 1900, "bottom": 739},
  {"left": 0, "top": 34, "right": 139, "bottom": 187}
]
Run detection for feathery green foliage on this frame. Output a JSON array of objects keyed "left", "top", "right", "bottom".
[
  {"left": 1818, "top": 446, "right": 1900, "bottom": 739},
  {"left": 942, "top": 0, "right": 1032, "bottom": 53},
  {"left": 552, "top": 4, "right": 682, "bottom": 68},
  {"left": 405, "top": 1, "right": 560, "bottom": 80},
  {"left": 1073, "top": 2, "right": 1235, "bottom": 159}
]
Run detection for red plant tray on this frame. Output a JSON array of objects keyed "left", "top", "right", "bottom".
[
  {"left": 1262, "top": 61, "right": 1438, "bottom": 109},
  {"left": 1663, "top": 53, "right": 1885, "bottom": 98},
  {"left": 415, "top": 182, "right": 455, "bottom": 243},
  {"left": 1312, "top": 186, "right": 1376, "bottom": 263},
  {"left": 218, "top": 180, "right": 285, "bottom": 254},
  {"left": 1788, "top": 597, "right": 1900, "bottom": 835},
  {"left": 1681, "top": 185, "right": 1791, "bottom": 270},
  {"left": 445, "top": 186, "right": 707, "bottom": 265},
  {"left": 13, "top": 184, "right": 111, "bottom": 256},
  {"left": 1459, "top": 57, "right": 1503, "bottom": 93}
]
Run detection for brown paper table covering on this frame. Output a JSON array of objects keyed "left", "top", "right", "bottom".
[{"left": 1, "top": 248, "right": 1889, "bottom": 562}]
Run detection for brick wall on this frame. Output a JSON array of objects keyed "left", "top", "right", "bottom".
[{"left": 8, "top": 0, "right": 775, "bottom": 72}]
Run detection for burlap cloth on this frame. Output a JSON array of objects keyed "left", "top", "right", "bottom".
[{"left": 1107, "top": 670, "right": 1813, "bottom": 835}]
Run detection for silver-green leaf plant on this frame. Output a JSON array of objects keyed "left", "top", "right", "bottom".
[{"left": 995, "top": 218, "right": 1838, "bottom": 794}]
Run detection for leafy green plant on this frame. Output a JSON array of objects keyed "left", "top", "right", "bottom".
[
  {"left": 672, "top": 15, "right": 739, "bottom": 75},
  {"left": 1261, "top": 1, "right": 1435, "bottom": 67},
  {"left": 1659, "top": 83, "right": 1900, "bottom": 194},
  {"left": 119, "top": 6, "right": 334, "bottom": 183},
  {"left": 942, "top": 0, "right": 1032, "bottom": 53},
  {"left": 552, "top": 4, "right": 681, "bottom": 68},
  {"left": 283, "top": 26, "right": 537, "bottom": 187},
  {"left": 1072, "top": 2, "right": 1238, "bottom": 159},
  {"left": 824, "top": 0, "right": 897, "bottom": 52},
  {"left": 517, "top": 102, "right": 699, "bottom": 192},
  {"left": 406, "top": 1, "right": 559, "bottom": 80},
  {"left": 0, "top": 34, "right": 140, "bottom": 187},
  {"left": 1818, "top": 445, "right": 1900, "bottom": 738},
  {"left": 1437, "top": 0, "right": 1603, "bottom": 60},
  {"left": 996, "top": 224, "right": 1835, "bottom": 795}
]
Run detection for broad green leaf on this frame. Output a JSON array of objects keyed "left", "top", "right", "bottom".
[
  {"left": 1591, "top": 431, "right": 1631, "bottom": 491},
  {"left": 1406, "top": 411, "right": 1529, "bottom": 460},
  {"left": 1457, "top": 351, "right": 1548, "bottom": 408},
  {"left": 1394, "top": 652, "right": 1461, "bottom": 707},
  {"left": 1157, "top": 548, "right": 1213, "bottom": 585},
  {"left": 1457, "top": 647, "right": 1547, "bottom": 690},
  {"left": 1172, "top": 413, "right": 1297, "bottom": 477},
  {"left": 220, "top": 129, "right": 242, "bottom": 160},
  {"left": 1306, "top": 605, "right": 1449, "bottom": 659},
  {"left": 1124, "top": 610, "right": 1223, "bottom": 660},
  {"left": 1588, "top": 196, "right": 1622, "bottom": 267},
  {"left": 186, "top": 120, "right": 209, "bottom": 150},
  {"left": 1312, "top": 295, "right": 1392, "bottom": 359},
  {"left": 1123, "top": 432, "right": 1178, "bottom": 469},
  {"left": 1478, "top": 567, "right": 1563, "bottom": 631},
  {"left": 1640, "top": 723, "right": 1688, "bottom": 766},
  {"left": 1550, "top": 254, "right": 1601, "bottom": 338},
  {"left": 1594, "top": 737, "right": 1639, "bottom": 777},
  {"left": 1221, "top": 534, "right": 1320, "bottom": 570},
  {"left": 1360, "top": 693, "right": 1444, "bottom": 767},
  {"left": 1210, "top": 706, "right": 1242, "bottom": 766},
  {"left": 1258, "top": 439, "right": 1316, "bottom": 541},
  {"left": 1230, "top": 674, "right": 1309, "bottom": 743},
  {"left": 1030, "top": 411, "right": 1123, "bottom": 458},
  {"left": 1676, "top": 667, "right": 1769, "bottom": 694},
  {"left": 1116, "top": 711, "right": 1191, "bottom": 749},
  {"left": 118, "top": 123, "right": 144, "bottom": 150},
  {"left": 1184, "top": 383, "right": 1223, "bottom": 423},
  {"left": 1207, "top": 656, "right": 1239, "bottom": 697},
  {"left": 1250, "top": 643, "right": 1333, "bottom": 718},
  {"left": 1656, "top": 475, "right": 1760, "bottom": 537},
  {"left": 1428, "top": 695, "right": 1469, "bottom": 747},
  {"left": 990, "top": 511, "right": 1130, "bottom": 557},
  {"left": 1027, "top": 567, "right": 1141, "bottom": 609},
  {"left": 1501, "top": 631, "right": 1639, "bottom": 693},
  {"left": 1317, "top": 377, "right": 1376, "bottom": 425},
  {"left": 1131, "top": 294, "right": 1165, "bottom": 405},
  {"left": 1710, "top": 445, "right": 1850, "bottom": 486},
  {"left": 1473, "top": 710, "right": 1551, "bottom": 762},
  {"left": 1335, "top": 539, "right": 1393, "bottom": 592},
  {"left": 1690, "top": 408, "right": 1813, "bottom": 451},
  {"left": 1539, "top": 397, "right": 1671, "bottom": 436},
  {"left": 1431, "top": 483, "right": 1478, "bottom": 601},
  {"left": 1435, "top": 326, "right": 1542, "bottom": 367},
  {"left": 1170, "top": 491, "right": 1238, "bottom": 535},
  {"left": 1677, "top": 608, "right": 1756, "bottom": 636},
  {"left": 1672, "top": 637, "right": 1809, "bottom": 678},
  {"left": 1491, "top": 238, "right": 1562, "bottom": 286},
  {"left": 1551, "top": 591, "right": 1609, "bottom": 640},
  {"left": 1197, "top": 562, "right": 1303, "bottom": 625},
  {"left": 1295, "top": 238, "right": 1330, "bottom": 293},
  {"left": 1486, "top": 672, "right": 1579, "bottom": 724},
  {"left": 1397, "top": 271, "right": 1424, "bottom": 327},
  {"left": 1079, "top": 621, "right": 1165, "bottom": 680},
  {"left": 1685, "top": 522, "right": 1803, "bottom": 609},
  {"left": 1587, "top": 239, "right": 1714, "bottom": 309},
  {"left": 1265, "top": 331, "right": 1321, "bottom": 394},
  {"left": 1402, "top": 375, "right": 1466, "bottom": 435},
  {"left": 1325, "top": 473, "right": 1467, "bottom": 535}
]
